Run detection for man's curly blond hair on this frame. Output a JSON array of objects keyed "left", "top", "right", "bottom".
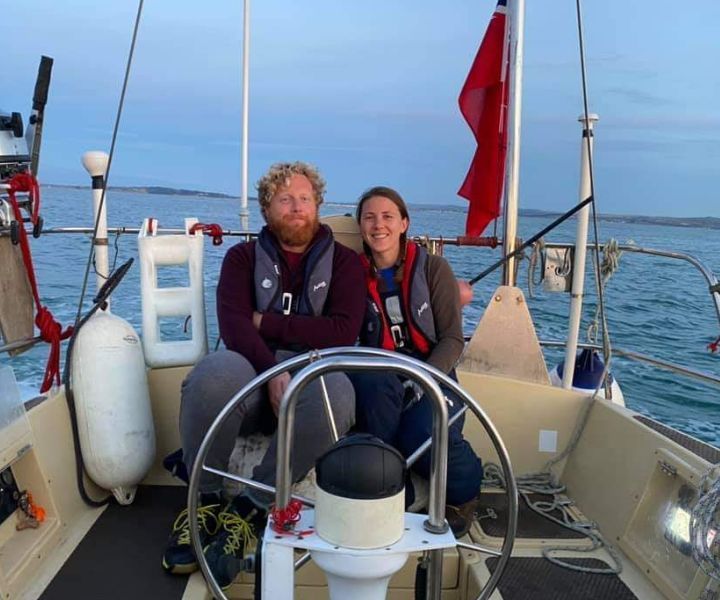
[{"left": 256, "top": 162, "right": 326, "bottom": 215}]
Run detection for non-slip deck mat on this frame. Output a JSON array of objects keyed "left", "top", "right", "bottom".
[
  {"left": 478, "top": 492, "right": 585, "bottom": 539},
  {"left": 486, "top": 557, "right": 638, "bottom": 600},
  {"left": 635, "top": 415, "right": 720, "bottom": 463},
  {"left": 42, "top": 485, "right": 189, "bottom": 600}
]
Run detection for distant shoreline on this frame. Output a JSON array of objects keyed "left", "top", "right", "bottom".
[
  {"left": 43, "top": 183, "right": 244, "bottom": 200},
  {"left": 44, "top": 184, "right": 720, "bottom": 230}
]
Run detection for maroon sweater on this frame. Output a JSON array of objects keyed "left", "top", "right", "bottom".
[{"left": 217, "top": 226, "right": 366, "bottom": 373}]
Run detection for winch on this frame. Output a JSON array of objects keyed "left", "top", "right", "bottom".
[
  {"left": 0, "top": 56, "right": 53, "bottom": 236},
  {"left": 0, "top": 111, "right": 30, "bottom": 180}
]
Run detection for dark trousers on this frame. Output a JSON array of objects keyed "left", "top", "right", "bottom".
[{"left": 349, "top": 371, "right": 482, "bottom": 506}]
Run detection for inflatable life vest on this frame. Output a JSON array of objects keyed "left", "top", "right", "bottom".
[
  {"left": 361, "top": 242, "right": 437, "bottom": 357},
  {"left": 254, "top": 225, "right": 334, "bottom": 316}
]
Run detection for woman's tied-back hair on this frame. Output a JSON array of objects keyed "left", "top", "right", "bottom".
[
  {"left": 355, "top": 186, "right": 410, "bottom": 285},
  {"left": 256, "top": 161, "right": 326, "bottom": 217}
]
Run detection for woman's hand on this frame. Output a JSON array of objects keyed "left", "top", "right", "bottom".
[{"left": 458, "top": 280, "right": 473, "bottom": 307}]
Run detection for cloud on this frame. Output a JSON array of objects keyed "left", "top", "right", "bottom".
[
  {"left": 207, "top": 139, "right": 379, "bottom": 154},
  {"left": 604, "top": 115, "right": 720, "bottom": 131},
  {"left": 604, "top": 86, "right": 673, "bottom": 107}
]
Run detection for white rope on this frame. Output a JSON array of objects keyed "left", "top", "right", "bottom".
[
  {"left": 690, "top": 463, "right": 720, "bottom": 580},
  {"left": 587, "top": 239, "right": 623, "bottom": 343},
  {"left": 527, "top": 238, "right": 546, "bottom": 299},
  {"left": 483, "top": 462, "right": 623, "bottom": 574}
]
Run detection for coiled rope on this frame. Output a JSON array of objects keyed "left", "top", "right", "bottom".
[
  {"left": 482, "top": 462, "right": 623, "bottom": 574},
  {"left": 690, "top": 463, "right": 720, "bottom": 580},
  {"left": 527, "top": 238, "right": 545, "bottom": 299},
  {"left": 5, "top": 173, "right": 73, "bottom": 392},
  {"left": 479, "top": 359, "right": 622, "bottom": 575},
  {"left": 587, "top": 238, "right": 623, "bottom": 344}
]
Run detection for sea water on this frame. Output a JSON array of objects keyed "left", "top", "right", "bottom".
[{"left": 3, "top": 187, "right": 719, "bottom": 447}]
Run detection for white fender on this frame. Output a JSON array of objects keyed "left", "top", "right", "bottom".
[{"left": 70, "top": 311, "right": 155, "bottom": 504}]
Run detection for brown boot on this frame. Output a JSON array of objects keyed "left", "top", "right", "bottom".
[{"left": 445, "top": 497, "right": 479, "bottom": 538}]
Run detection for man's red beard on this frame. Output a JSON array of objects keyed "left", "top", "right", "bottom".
[{"left": 268, "top": 213, "right": 320, "bottom": 248}]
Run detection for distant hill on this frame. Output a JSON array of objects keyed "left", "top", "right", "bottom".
[
  {"left": 44, "top": 183, "right": 247, "bottom": 200},
  {"left": 519, "top": 208, "right": 720, "bottom": 230},
  {"left": 44, "top": 184, "right": 719, "bottom": 230}
]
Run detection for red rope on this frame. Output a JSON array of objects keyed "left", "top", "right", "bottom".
[
  {"left": 8, "top": 172, "right": 41, "bottom": 226},
  {"left": 189, "top": 222, "right": 224, "bottom": 246},
  {"left": 6, "top": 173, "right": 73, "bottom": 393},
  {"left": 269, "top": 500, "right": 313, "bottom": 536}
]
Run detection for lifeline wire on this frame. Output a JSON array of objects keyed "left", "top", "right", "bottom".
[
  {"left": 574, "top": 0, "right": 613, "bottom": 393},
  {"left": 72, "top": 0, "right": 145, "bottom": 326}
]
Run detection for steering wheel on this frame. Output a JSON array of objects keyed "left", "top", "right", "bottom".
[{"left": 188, "top": 347, "right": 518, "bottom": 600}]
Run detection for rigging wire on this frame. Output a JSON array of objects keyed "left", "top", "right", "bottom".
[
  {"left": 574, "top": 0, "right": 613, "bottom": 391},
  {"left": 72, "top": 0, "right": 145, "bottom": 325},
  {"left": 468, "top": 194, "right": 594, "bottom": 286}
]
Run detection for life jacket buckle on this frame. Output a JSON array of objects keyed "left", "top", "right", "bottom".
[
  {"left": 282, "top": 292, "right": 293, "bottom": 315},
  {"left": 390, "top": 324, "right": 405, "bottom": 348}
]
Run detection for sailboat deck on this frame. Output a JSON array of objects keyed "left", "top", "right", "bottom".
[
  {"left": 40, "top": 486, "right": 188, "bottom": 600},
  {"left": 32, "top": 480, "right": 673, "bottom": 600},
  {"left": 11, "top": 366, "right": 716, "bottom": 600}
]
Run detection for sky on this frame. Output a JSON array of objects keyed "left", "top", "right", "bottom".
[{"left": 3, "top": 0, "right": 719, "bottom": 218}]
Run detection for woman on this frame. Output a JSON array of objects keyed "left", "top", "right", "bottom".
[{"left": 350, "top": 186, "right": 483, "bottom": 537}]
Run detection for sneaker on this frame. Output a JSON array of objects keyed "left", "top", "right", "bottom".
[
  {"left": 162, "top": 500, "right": 221, "bottom": 574},
  {"left": 203, "top": 495, "right": 264, "bottom": 590},
  {"left": 446, "top": 497, "right": 480, "bottom": 538}
]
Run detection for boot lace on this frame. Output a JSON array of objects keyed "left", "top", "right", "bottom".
[{"left": 174, "top": 503, "right": 221, "bottom": 546}]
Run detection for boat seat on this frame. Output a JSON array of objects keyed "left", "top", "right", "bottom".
[
  {"left": 321, "top": 214, "right": 363, "bottom": 253},
  {"left": 225, "top": 433, "right": 430, "bottom": 511},
  {"left": 225, "top": 433, "right": 318, "bottom": 500}
]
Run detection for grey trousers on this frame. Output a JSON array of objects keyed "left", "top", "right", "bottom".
[{"left": 179, "top": 349, "right": 355, "bottom": 499}]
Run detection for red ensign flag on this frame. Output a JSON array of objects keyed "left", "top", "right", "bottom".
[{"left": 458, "top": 0, "right": 510, "bottom": 236}]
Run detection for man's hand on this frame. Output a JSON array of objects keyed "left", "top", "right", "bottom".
[
  {"left": 252, "top": 311, "right": 263, "bottom": 330},
  {"left": 267, "top": 371, "right": 291, "bottom": 416}
]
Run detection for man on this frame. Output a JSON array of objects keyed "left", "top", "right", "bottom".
[{"left": 162, "top": 162, "right": 365, "bottom": 589}]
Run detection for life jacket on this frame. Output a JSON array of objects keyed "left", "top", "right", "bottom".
[
  {"left": 361, "top": 242, "right": 437, "bottom": 358},
  {"left": 254, "top": 225, "right": 334, "bottom": 316}
]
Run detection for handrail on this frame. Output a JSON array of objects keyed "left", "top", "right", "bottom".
[
  {"left": 543, "top": 242, "right": 720, "bottom": 329},
  {"left": 0, "top": 225, "right": 499, "bottom": 248}
]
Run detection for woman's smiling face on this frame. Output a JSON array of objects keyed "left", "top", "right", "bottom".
[{"left": 359, "top": 195, "right": 409, "bottom": 268}]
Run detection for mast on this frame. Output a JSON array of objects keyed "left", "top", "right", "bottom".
[
  {"left": 239, "top": 0, "right": 250, "bottom": 230},
  {"left": 501, "top": 0, "right": 525, "bottom": 286}
]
